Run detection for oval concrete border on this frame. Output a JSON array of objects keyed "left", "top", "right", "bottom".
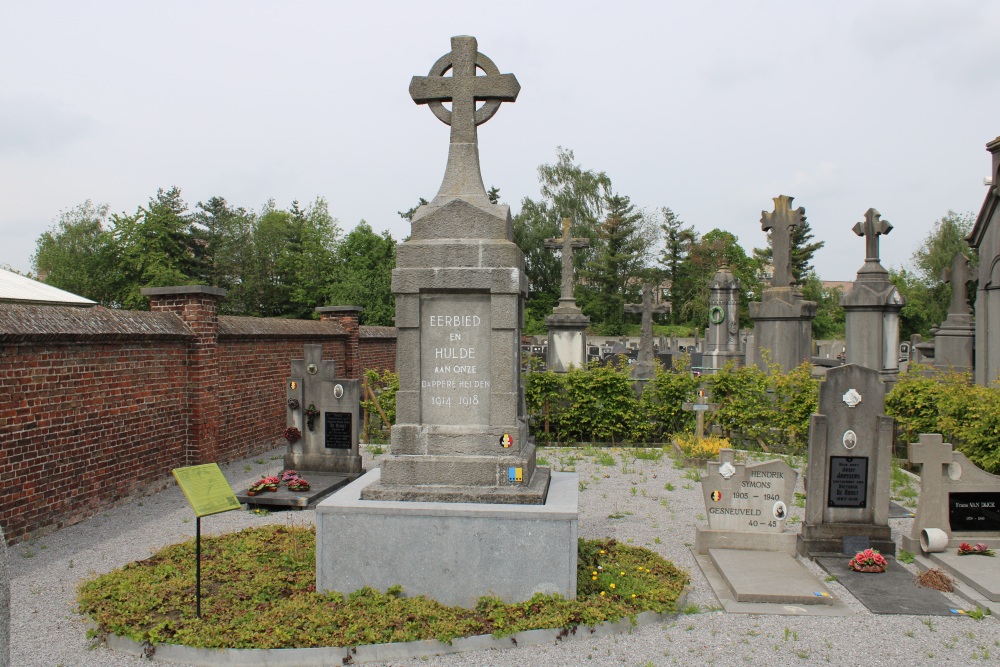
[{"left": 98, "top": 590, "right": 688, "bottom": 666}]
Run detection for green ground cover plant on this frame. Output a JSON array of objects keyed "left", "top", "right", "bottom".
[{"left": 78, "top": 527, "right": 688, "bottom": 650}]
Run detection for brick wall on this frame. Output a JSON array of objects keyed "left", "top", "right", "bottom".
[{"left": 0, "top": 289, "right": 398, "bottom": 543}]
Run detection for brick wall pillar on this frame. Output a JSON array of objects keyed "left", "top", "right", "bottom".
[
  {"left": 316, "top": 306, "right": 363, "bottom": 378},
  {"left": 143, "top": 286, "right": 227, "bottom": 465}
]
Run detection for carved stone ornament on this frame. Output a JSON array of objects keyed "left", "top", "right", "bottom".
[
  {"left": 842, "top": 388, "right": 862, "bottom": 408},
  {"left": 719, "top": 461, "right": 736, "bottom": 479}
]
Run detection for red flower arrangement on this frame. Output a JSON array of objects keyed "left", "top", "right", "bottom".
[
  {"left": 958, "top": 542, "right": 995, "bottom": 556},
  {"left": 849, "top": 548, "right": 887, "bottom": 573},
  {"left": 283, "top": 426, "right": 301, "bottom": 444}
]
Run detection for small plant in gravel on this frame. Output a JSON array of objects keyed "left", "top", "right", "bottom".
[
  {"left": 673, "top": 434, "right": 730, "bottom": 460},
  {"left": 78, "top": 530, "right": 688, "bottom": 650},
  {"left": 898, "top": 550, "right": 915, "bottom": 564}
]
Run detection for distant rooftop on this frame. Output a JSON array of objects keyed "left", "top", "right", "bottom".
[{"left": 0, "top": 268, "right": 96, "bottom": 307}]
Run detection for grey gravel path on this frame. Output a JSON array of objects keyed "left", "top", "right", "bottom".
[{"left": 10, "top": 445, "right": 999, "bottom": 667}]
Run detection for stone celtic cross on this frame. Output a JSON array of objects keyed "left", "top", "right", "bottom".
[
  {"left": 625, "top": 283, "right": 670, "bottom": 365},
  {"left": 544, "top": 218, "right": 590, "bottom": 305},
  {"left": 409, "top": 35, "right": 520, "bottom": 203},
  {"left": 760, "top": 195, "right": 805, "bottom": 288},
  {"left": 852, "top": 208, "right": 893, "bottom": 264}
]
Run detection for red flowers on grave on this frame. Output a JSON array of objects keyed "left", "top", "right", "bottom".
[
  {"left": 283, "top": 426, "right": 302, "bottom": 444},
  {"left": 957, "top": 542, "right": 996, "bottom": 556},
  {"left": 849, "top": 548, "right": 888, "bottom": 573},
  {"left": 281, "top": 470, "right": 311, "bottom": 492}
]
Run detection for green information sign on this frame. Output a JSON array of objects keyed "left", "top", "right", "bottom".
[{"left": 172, "top": 463, "right": 241, "bottom": 517}]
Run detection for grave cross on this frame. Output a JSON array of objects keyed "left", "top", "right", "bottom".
[
  {"left": 290, "top": 345, "right": 338, "bottom": 429},
  {"left": 941, "top": 252, "right": 973, "bottom": 316},
  {"left": 625, "top": 283, "right": 670, "bottom": 364},
  {"left": 682, "top": 387, "right": 719, "bottom": 439},
  {"left": 760, "top": 195, "right": 806, "bottom": 288},
  {"left": 908, "top": 433, "right": 954, "bottom": 538},
  {"left": 544, "top": 218, "right": 590, "bottom": 304},
  {"left": 409, "top": 36, "right": 520, "bottom": 201},
  {"left": 852, "top": 208, "right": 893, "bottom": 264}
]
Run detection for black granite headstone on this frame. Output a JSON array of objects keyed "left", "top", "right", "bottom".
[
  {"left": 324, "top": 412, "right": 352, "bottom": 450},
  {"left": 828, "top": 456, "right": 868, "bottom": 508},
  {"left": 948, "top": 492, "right": 1000, "bottom": 532}
]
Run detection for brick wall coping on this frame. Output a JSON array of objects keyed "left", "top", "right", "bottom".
[
  {"left": 316, "top": 305, "right": 364, "bottom": 314},
  {"left": 140, "top": 285, "right": 228, "bottom": 297},
  {"left": 0, "top": 304, "right": 192, "bottom": 343},
  {"left": 360, "top": 325, "right": 398, "bottom": 339},
  {"left": 218, "top": 315, "right": 347, "bottom": 339}
]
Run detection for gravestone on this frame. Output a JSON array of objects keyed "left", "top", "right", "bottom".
[
  {"left": 624, "top": 283, "right": 669, "bottom": 379},
  {"left": 841, "top": 209, "right": 904, "bottom": 388},
  {"left": 317, "top": 35, "right": 576, "bottom": 607},
  {"left": 544, "top": 217, "right": 590, "bottom": 372},
  {"left": 931, "top": 252, "right": 974, "bottom": 373},
  {"left": 749, "top": 196, "right": 817, "bottom": 373},
  {"left": 966, "top": 135, "right": 1000, "bottom": 386},
  {"left": 284, "top": 344, "right": 362, "bottom": 477},
  {"left": 703, "top": 264, "right": 743, "bottom": 373},
  {"left": 681, "top": 387, "right": 718, "bottom": 440},
  {"left": 903, "top": 434, "right": 1000, "bottom": 551},
  {"left": 696, "top": 449, "right": 799, "bottom": 553},
  {"left": 797, "top": 364, "right": 895, "bottom": 558}
]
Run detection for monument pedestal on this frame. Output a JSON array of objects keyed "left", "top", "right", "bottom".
[
  {"left": 317, "top": 469, "right": 579, "bottom": 607},
  {"left": 545, "top": 308, "right": 589, "bottom": 373},
  {"left": 748, "top": 287, "right": 816, "bottom": 373},
  {"left": 797, "top": 522, "right": 895, "bottom": 558},
  {"left": 932, "top": 313, "right": 974, "bottom": 373}
]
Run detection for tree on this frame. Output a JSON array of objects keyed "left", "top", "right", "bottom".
[
  {"left": 194, "top": 196, "right": 257, "bottom": 315},
  {"left": 580, "top": 193, "right": 650, "bottom": 335},
  {"left": 658, "top": 207, "right": 697, "bottom": 324},
  {"left": 32, "top": 200, "right": 121, "bottom": 306},
  {"left": 800, "top": 272, "right": 845, "bottom": 339},
  {"left": 326, "top": 221, "right": 396, "bottom": 326},
  {"left": 752, "top": 218, "right": 824, "bottom": 285}
]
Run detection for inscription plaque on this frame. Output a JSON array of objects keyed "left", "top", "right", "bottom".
[
  {"left": 828, "top": 456, "right": 868, "bottom": 508},
  {"left": 420, "top": 293, "right": 491, "bottom": 425},
  {"left": 949, "top": 492, "right": 1000, "bottom": 532},
  {"left": 324, "top": 412, "right": 352, "bottom": 450}
]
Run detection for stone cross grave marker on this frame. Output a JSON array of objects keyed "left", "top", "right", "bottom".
[
  {"left": 682, "top": 386, "right": 719, "bottom": 440},
  {"left": 902, "top": 433, "right": 1000, "bottom": 553},
  {"left": 544, "top": 218, "right": 589, "bottom": 309},
  {"left": 760, "top": 194, "right": 805, "bottom": 288},
  {"left": 852, "top": 207, "right": 893, "bottom": 267},
  {"left": 625, "top": 282, "right": 669, "bottom": 377},
  {"left": 798, "top": 364, "right": 895, "bottom": 557},
  {"left": 941, "top": 252, "right": 973, "bottom": 318},
  {"left": 409, "top": 35, "right": 520, "bottom": 205},
  {"left": 285, "top": 344, "right": 362, "bottom": 476}
]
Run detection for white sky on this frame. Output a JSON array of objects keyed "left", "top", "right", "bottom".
[{"left": 2, "top": 1, "right": 998, "bottom": 281}]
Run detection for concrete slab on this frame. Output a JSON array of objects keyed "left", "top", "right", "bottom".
[
  {"left": 234, "top": 473, "right": 351, "bottom": 509},
  {"left": 889, "top": 501, "right": 915, "bottom": 519},
  {"left": 693, "top": 551, "right": 852, "bottom": 617},
  {"left": 709, "top": 549, "right": 837, "bottom": 605},
  {"left": 316, "top": 469, "right": 578, "bottom": 607},
  {"left": 913, "top": 553, "right": 1000, "bottom": 617},
  {"left": 816, "top": 557, "right": 955, "bottom": 615},
  {"left": 927, "top": 550, "right": 1000, "bottom": 602}
]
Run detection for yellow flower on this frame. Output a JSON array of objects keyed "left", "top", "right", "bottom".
[
  {"left": 631, "top": 594, "right": 637, "bottom": 598},
  {"left": 592, "top": 575, "right": 597, "bottom": 580},
  {"left": 600, "top": 591, "right": 606, "bottom": 596},
  {"left": 620, "top": 571, "right": 626, "bottom": 576},
  {"left": 610, "top": 583, "right": 616, "bottom": 589},
  {"left": 599, "top": 550, "right": 606, "bottom": 554},
  {"left": 592, "top": 571, "right": 597, "bottom": 576}
]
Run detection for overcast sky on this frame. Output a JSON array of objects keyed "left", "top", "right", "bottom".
[{"left": 2, "top": 1, "right": 998, "bottom": 281}]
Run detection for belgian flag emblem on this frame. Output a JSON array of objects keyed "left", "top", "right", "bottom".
[{"left": 711, "top": 490, "right": 722, "bottom": 502}]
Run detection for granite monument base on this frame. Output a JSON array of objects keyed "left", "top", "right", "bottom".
[
  {"left": 797, "top": 522, "right": 895, "bottom": 559},
  {"left": 545, "top": 312, "right": 589, "bottom": 373},
  {"left": 283, "top": 452, "right": 364, "bottom": 477},
  {"left": 316, "top": 468, "right": 578, "bottom": 607}
]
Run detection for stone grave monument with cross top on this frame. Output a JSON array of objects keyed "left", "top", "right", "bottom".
[
  {"left": 704, "top": 264, "right": 743, "bottom": 374},
  {"left": 797, "top": 364, "right": 895, "bottom": 558},
  {"left": 841, "top": 208, "right": 905, "bottom": 387},
  {"left": 316, "top": 35, "right": 577, "bottom": 608},
  {"left": 624, "top": 283, "right": 670, "bottom": 379},
  {"left": 902, "top": 435, "right": 1000, "bottom": 605},
  {"left": 749, "top": 195, "right": 817, "bottom": 373},
  {"left": 544, "top": 217, "right": 590, "bottom": 372}
]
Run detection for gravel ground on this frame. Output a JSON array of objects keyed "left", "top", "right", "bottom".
[{"left": 10, "top": 445, "right": 1000, "bottom": 667}]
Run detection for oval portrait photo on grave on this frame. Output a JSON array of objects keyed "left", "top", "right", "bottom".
[
  {"left": 843, "top": 429, "right": 857, "bottom": 450},
  {"left": 772, "top": 501, "right": 787, "bottom": 520}
]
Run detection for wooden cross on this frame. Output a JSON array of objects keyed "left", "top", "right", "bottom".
[
  {"left": 908, "top": 433, "right": 954, "bottom": 538},
  {"left": 409, "top": 36, "right": 520, "bottom": 201},
  {"left": 760, "top": 195, "right": 805, "bottom": 288},
  {"left": 625, "top": 283, "right": 670, "bottom": 365},
  {"left": 852, "top": 208, "right": 893, "bottom": 264},
  {"left": 682, "top": 387, "right": 719, "bottom": 439},
  {"left": 940, "top": 252, "right": 973, "bottom": 317},
  {"left": 544, "top": 218, "right": 590, "bottom": 304}
]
